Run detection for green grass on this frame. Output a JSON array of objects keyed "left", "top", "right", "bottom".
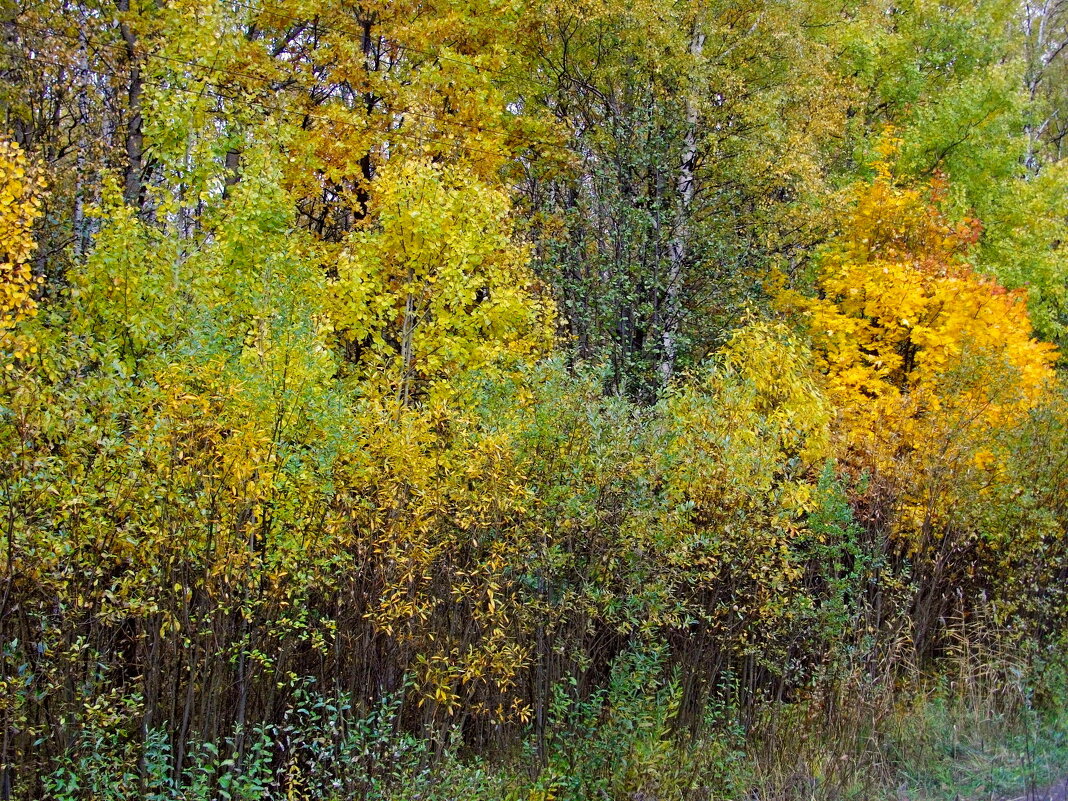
[{"left": 892, "top": 704, "right": 1068, "bottom": 801}]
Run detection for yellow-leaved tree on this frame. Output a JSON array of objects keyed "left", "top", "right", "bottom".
[
  {"left": 779, "top": 141, "right": 1059, "bottom": 654},
  {"left": 0, "top": 137, "right": 46, "bottom": 364},
  {"left": 329, "top": 160, "right": 555, "bottom": 405},
  {"left": 780, "top": 143, "right": 1057, "bottom": 467}
]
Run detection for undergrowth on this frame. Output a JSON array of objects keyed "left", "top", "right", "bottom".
[{"left": 35, "top": 636, "right": 1068, "bottom": 801}]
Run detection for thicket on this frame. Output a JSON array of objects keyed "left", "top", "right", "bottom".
[{"left": 1, "top": 0, "right": 1067, "bottom": 798}]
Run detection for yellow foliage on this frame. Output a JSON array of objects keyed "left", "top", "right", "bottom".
[
  {"left": 0, "top": 137, "right": 46, "bottom": 364},
  {"left": 720, "top": 320, "right": 832, "bottom": 466},
  {"left": 779, "top": 153, "right": 1059, "bottom": 564},
  {"left": 329, "top": 160, "right": 555, "bottom": 403},
  {"left": 780, "top": 161, "right": 1057, "bottom": 463},
  {"left": 637, "top": 323, "right": 833, "bottom": 654}
]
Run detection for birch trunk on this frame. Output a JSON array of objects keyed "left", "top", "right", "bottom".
[
  {"left": 116, "top": 0, "right": 144, "bottom": 210},
  {"left": 659, "top": 23, "right": 704, "bottom": 385}
]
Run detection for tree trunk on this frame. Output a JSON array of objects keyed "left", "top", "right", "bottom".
[
  {"left": 658, "top": 23, "right": 704, "bottom": 385},
  {"left": 116, "top": 0, "right": 144, "bottom": 210}
]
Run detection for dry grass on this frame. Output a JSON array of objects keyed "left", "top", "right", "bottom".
[{"left": 733, "top": 620, "right": 1068, "bottom": 801}]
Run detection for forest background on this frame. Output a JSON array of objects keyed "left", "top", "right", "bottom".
[{"left": 2, "top": 0, "right": 1068, "bottom": 798}]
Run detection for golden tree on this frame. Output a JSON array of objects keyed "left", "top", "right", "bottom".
[{"left": 0, "top": 138, "right": 46, "bottom": 364}]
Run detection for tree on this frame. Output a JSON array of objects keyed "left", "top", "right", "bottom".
[
  {"left": 779, "top": 149, "right": 1059, "bottom": 656},
  {"left": 329, "top": 159, "right": 554, "bottom": 404},
  {"left": 0, "top": 137, "right": 45, "bottom": 364},
  {"left": 780, "top": 148, "right": 1056, "bottom": 459}
]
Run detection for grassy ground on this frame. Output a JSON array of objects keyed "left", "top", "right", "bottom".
[
  {"left": 735, "top": 652, "right": 1068, "bottom": 801},
  {"left": 376, "top": 656, "right": 1068, "bottom": 801},
  {"left": 892, "top": 700, "right": 1068, "bottom": 801}
]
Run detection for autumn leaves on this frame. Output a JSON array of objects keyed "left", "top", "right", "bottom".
[{"left": 0, "top": 139, "right": 46, "bottom": 365}]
